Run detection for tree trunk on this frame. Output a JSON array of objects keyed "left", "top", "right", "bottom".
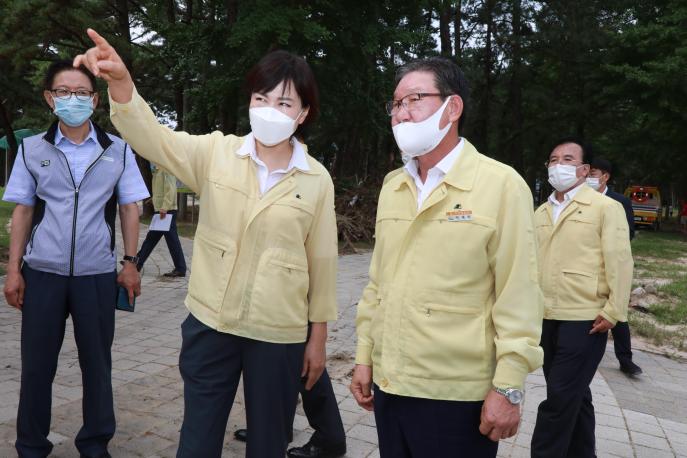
[
  {"left": 439, "top": 0, "right": 452, "bottom": 57},
  {"left": 226, "top": 0, "right": 237, "bottom": 24},
  {"left": 478, "top": 0, "right": 495, "bottom": 150},
  {"left": 115, "top": 0, "right": 133, "bottom": 71},
  {"left": 454, "top": 1, "right": 462, "bottom": 61},
  {"left": 166, "top": 0, "right": 176, "bottom": 22},
  {"left": 184, "top": 0, "right": 193, "bottom": 23},
  {"left": 507, "top": 0, "right": 524, "bottom": 174}
]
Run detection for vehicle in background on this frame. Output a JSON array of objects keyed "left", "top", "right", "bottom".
[{"left": 625, "top": 185, "right": 662, "bottom": 230}]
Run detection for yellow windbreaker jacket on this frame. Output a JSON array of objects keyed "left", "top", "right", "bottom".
[
  {"left": 535, "top": 185, "right": 633, "bottom": 325},
  {"left": 151, "top": 168, "right": 178, "bottom": 211},
  {"left": 110, "top": 88, "right": 338, "bottom": 343},
  {"left": 355, "top": 140, "right": 544, "bottom": 401}
]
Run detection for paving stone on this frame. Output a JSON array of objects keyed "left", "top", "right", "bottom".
[
  {"left": 630, "top": 430, "right": 672, "bottom": 450},
  {"left": 1, "top": 225, "right": 687, "bottom": 457}
]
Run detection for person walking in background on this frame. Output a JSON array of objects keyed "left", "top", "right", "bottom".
[
  {"left": 588, "top": 157, "right": 642, "bottom": 377},
  {"left": 531, "top": 139, "right": 633, "bottom": 457},
  {"left": 136, "top": 163, "right": 187, "bottom": 277}
]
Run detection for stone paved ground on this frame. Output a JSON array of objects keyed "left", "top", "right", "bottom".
[{"left": 0, "top": 227, "right": 686, "bottom": 457}]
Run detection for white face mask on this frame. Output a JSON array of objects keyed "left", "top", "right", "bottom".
[
  {"left": 249, "top": 107, "right": 302, "bottom": 146},
  {"left": 392, "top": 97, "right": 452, "bottom": 158},
  {"left": 548, "top": 164, "right": 581, "bottom": 192},
  {"left": 586, "top": 177, "right": 601, "bottom": 191}
]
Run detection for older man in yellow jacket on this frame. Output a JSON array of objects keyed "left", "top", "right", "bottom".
[
  {"left": 350, "top": 56, "right": 543, "bottom": 457},
  {"left": 531, "top": 138, "right": 633, "bottom": 458}
]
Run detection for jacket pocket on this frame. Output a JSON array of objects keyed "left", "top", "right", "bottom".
[
  {"left": 188, "top": 226, "right": 237, "bottom": 313},
  {"left": 249, "top": 248, "right": 310, "bottom": 329},
  {"left": 401, "top": 294, "right": 487, "bottom": 381},
  {"left": 560, "top": 269, "right": 598, "bottom": 308}
]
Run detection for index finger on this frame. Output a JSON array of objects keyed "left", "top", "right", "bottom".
[{"left": 87, "top": 28, "right": 111, "bottom": 50}]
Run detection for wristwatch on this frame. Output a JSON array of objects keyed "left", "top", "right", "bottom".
[
  {"left": 494, "top": 387, "right": 524, "bottom": 405},
  {"left": 120, "top": 255, "right": 140, "bottom": 266}
]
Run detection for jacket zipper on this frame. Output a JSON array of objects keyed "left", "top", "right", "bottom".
[{"left": 49, "top": 141, "right": 108, "bottom": 275}]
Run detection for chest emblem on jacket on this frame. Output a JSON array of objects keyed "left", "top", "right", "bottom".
[{"left": 40, "top": 160, "right": 50, "bottom": 167}]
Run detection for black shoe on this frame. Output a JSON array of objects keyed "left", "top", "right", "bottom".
[
  {"left": 287, "top": 440, "right": 346, "bottom": 458},
  {"left": 234, "top": 428, "right": 247, "bottom": 442},
  {"left": 163, "top": 269, "right": 186, "bottom": 277},
  {"left": 620, "top": 361, "right": 643, "bottom": 377},
  {"left": 80, "top": 453, "right": 111, "bottom": 458}
]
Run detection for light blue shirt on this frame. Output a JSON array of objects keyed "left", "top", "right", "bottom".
[{"left": 4, "top": 122, "right": 149, "bottom": 206}]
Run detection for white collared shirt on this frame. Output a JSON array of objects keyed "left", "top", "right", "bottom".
[
  {"left": 548, "top": 182, "right": 586, "bottom": 223},
  {"left": 404, "top": 138, "right": 465, "bottom": 210},
  {"left": 236, "top": 133, "right": 310, "bottom": 195}
]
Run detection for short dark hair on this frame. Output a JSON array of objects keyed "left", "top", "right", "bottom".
[
  {"left": 44, "top": 60, "right": 97, "bottom": 91},
  {"left": 590, "top": 157, "right": 613, "bottom": 175},
  {"left": 550, "top": 136, "right": 594, "bottom": 164},
  {"left": 244, "top": 50, "right": 319, "bottom": 137},
  {"left": 395, "top": 56, "right": 470, "bottom": 129}
]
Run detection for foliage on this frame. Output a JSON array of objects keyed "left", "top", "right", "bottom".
[{"left": 1, "top": 0, "right": 686, "bottom": 241}]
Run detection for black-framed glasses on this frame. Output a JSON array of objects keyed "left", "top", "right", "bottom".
[
  {"left": 50, "top": 88, "right": 95, "bottom": 101},
  {"left": 385, "top": 93, "right": 445, "bottom": 116}
]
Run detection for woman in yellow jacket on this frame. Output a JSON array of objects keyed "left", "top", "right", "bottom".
[{"left": 75, "top": 30, "right": 338, "bottom": 458}]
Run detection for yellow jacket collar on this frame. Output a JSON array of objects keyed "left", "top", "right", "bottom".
[{"left": 571, "top": 183, "right": 595, "bottom": 205}]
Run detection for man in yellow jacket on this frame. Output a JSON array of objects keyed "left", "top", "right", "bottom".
[
  {"left": 531, "top": 138, "right": 633, "bottom": 457},
  {"left": 135, "top": 163, "right": 187, "bottom": 277},
  {"left": 350, "top": 57, "right": 543, "bottom": 457}
]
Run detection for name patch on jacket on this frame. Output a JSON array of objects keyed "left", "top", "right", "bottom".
[
  {"left": 40, "top": 160, "right": 50, "bottom": 167},
  {"left": 446, "top": 210, "right": 473, "bottom": 222}
]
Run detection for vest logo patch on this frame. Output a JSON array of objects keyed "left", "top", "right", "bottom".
[{"left": 40, "top": 160, "right": 50, "bottom": 167}]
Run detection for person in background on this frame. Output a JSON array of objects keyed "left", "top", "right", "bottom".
[
  {"left": 588, "top": 157, "right": 642, "bottom": 377},
  {"left": 531, "top": 139, "right": 633, "bottom": 457},
  {"left": 136, "top": 163, "right": 187, "bottom": 277},
  {"left": 233, "top": 346, "right": 347, "bottom": 458},
  {"left": 75, "top": 29, "right": 339, "bottom": 458},
  {"left": 3, "top": 59, "right": 148, "bottom": 458}
]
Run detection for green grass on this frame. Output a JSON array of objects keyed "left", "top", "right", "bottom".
[
  {"left": 632, "top": 229, "right": 687, "bottom": 260},
  {"left": 628, "top": 229, "right": 687, "bottom": 348},
  {"left": 629, "top": 312, "right": 687, "bottom": 351}
]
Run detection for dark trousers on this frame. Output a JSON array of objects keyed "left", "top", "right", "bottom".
[
  {"left": 16, "top": 265, "right": 117, "bottom": 458},
  {"left": 300, "top": 368, "right": 346, "bottom": 447},
  {"left": 611, "top": 321, "right": 633, "bottom": 365},
  {"left": 373, "top": 385, "right": 498, "bottom": 458},
  {"left": 176, "top": 313, "right": 305, "bottom": 458},
  {"left": 531, "top": 320, "right": 608, "bottom": 458},
  {"left": 137, "top": 210, "right": 186, "bottom": 274}
]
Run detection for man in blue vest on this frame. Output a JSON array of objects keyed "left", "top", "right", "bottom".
[
  {"left": 588, "top": 157, "right": 642, "bottom": 377},
  {"left": 3, "top": 60, "right": 149, "bottom": 458}
]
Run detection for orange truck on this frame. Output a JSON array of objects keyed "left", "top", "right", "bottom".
[{"left": 624, "top": 185, "right": 662, "bottom": 230}]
